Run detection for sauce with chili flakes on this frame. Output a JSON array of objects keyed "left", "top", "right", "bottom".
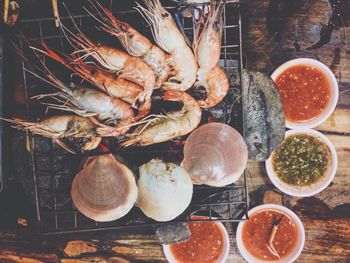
[
  {"left": 275, "top": 65, "right": 331, "bottom": 122},
  {"left": 169, "top": 219, "right": 224, "bottom": 263},
  {"left": 242, "top": 210, "right": 298, "bottom": 261}
]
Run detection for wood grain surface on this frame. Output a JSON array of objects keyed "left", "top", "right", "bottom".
[{"left": 0, "top": 0, "right": 349, "bottom": 262}]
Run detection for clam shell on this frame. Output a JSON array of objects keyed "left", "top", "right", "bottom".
[
  {"left": 71, "top": 153, "right": 138, "bottom": 222},
  {"left": 137, "top": 159, "right": 193, "bottom": 222},
  {"left": 182, "top": 123, "right": 248, "bottom": 187}
]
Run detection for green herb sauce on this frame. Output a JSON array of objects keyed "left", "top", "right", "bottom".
[{"left": 272, "top": 134, "right": 330, "bottom": 186}]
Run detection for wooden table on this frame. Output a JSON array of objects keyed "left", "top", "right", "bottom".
[{"left": 0, "top": 0, "right": 349, "bottom": 262}]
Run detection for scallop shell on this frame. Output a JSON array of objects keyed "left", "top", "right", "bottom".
[
  {"left": 137, "top": 159, "right": 193, "bottom": 222},
  {"left": 182, "top": 123, "right": 248, "bottom": 187},
  {"left": 71, "top": 153, "right": 138, "bottom": 222}
]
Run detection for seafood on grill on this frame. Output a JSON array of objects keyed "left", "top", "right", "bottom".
[
  {"left": 71, "top": 153, "right": 138, "bottom": 222},
  {"left": 136, "top": 0, "right": 198, "bottom": 91},
  {"left": 69, "top": 31, "right": 155, "bottom": 118},
  {"left": 137, "top": 159, "right": 193, "bottom": 221},
  {"left": 118, "top": 91, "right": 201, "bottom": 147},
  {"left": 33, "top": 43, "right": 143, "bottom": 105},
  {"left": 88, "top": 1, "right": 171, "bottom": 88},
  {"left": 194, "top": 0, "right": 229, "bottom": 108},
  {"left": 32, "top": 67, "right": 135, "bottom": 132},
  {"left": 3, "top": 115, "right": 101, "bottom": 153}
]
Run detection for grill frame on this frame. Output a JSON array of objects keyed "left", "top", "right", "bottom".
[{"left": 12, "top": 0, "right": 249, "bottom": 235}]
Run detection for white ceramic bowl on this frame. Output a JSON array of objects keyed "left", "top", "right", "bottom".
[
  {"left": 163, "top": 220, "right": 230, "bottom": 263},
  {"left": 236, "top": 204, "right": 305, "bottom": 263},
  {"left": 266, "top": 129, "right": 338, "bottom": 197},
  {"left": 271, "top": 58, "right": 339, "bottom": 129}
]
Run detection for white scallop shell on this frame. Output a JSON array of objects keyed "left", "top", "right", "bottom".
[{"left": 137, "top": 159, "right": 193, "bottom": 222}]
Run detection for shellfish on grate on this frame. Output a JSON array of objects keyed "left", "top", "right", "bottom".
[{"left": 71, "top": 153, "right": 138, "bottom": 222}]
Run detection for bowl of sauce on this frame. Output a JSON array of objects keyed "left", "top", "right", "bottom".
[
  {"left": 163, "top": 216, "right": 230, "bottom": 263},
  {"left": 271, "top": 58, "right": 338, "bottom": 129},
  {"left": 266, "top": 129, "right": 337, "bottom": 197},
  {"left": 236, "top": 204, "right": 305, "bottom": 263}
]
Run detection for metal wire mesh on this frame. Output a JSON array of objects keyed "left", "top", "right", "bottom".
[{"left": 14, "top": 0, "right": 248, "bottom": 235}]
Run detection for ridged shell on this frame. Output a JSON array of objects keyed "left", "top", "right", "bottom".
[
  {"left": 71, "top": 153, "right": 138, "bottom": 222},
  {"left": 137, "top": 159, "right": 193, "bottom": 222},
  {"left": 182, "top": 123, "right": 248, "bottom": 187}
]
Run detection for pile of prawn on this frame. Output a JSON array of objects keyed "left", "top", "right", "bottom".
[{"left": 4, "top": 0, "right": 229, "bottom": 153}]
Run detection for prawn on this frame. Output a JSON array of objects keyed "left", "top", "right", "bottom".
[
  {"left": 136, "top": 0, "right": 198, "bottom": 91},
  {"left": 30, "top": 65, "right": 134, "bottom": 133},
  {"left": 69, "top": 31, "right": 155, "bottom": 118},
  {"left": 87, "top": 1, "right": 171, "bottom": 88},
  {"left": 32, "top": 43, "right": 143, "bottom": 105},
  {"left": 3, "top": 115, "right": 102, "bottom": 153},
  {"left": 194, "top": 0, "right": 229, "bottom": 108},
  {"left": 195, "top": 65, "right": 229, "bottom": 108},
  {"left": 119, "top": 91, "right": 201, "bottom": 147}
]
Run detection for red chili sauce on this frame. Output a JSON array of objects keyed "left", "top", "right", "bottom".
[
  {"left": 275, "top": 65, "right": 331, "bottom": 122},
  {"left": 169, "top": 219, "right": 224, "bottom": 263},
  {"left": 242, "top": 210, "right": 298, "bottom": 261}
]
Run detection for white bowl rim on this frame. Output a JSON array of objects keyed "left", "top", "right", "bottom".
[
  {"left": 271, "top": 58, "right": 339, "bottom": 130},
  {"left": 163, "top": 220, "right": 230, "bottom": 263},
  {"left": 236, "top": 204, "right": 305, "bottom": 263},
  {"left": 265, "top": 129, "right": 338, "bottom": 197}
]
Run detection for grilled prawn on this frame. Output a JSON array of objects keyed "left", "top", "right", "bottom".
[
  {"left": 194, "top": 0, "right": 229, "bottom": 108},
  {"left": 33, "top": 68, "right": 135, "bottom": 132},
  {"left": 136, "top": 0, "right": 198, "bottom": 91},
  {"left": 118, "top": 91, "right": 201, "bottom": 147},
  {"left": 4, "top": 115, "right": 101, "bottom": 153},
  {"left": 33, "top": 44, "right": 143, "bottom": 105},
  {"left": 69, "top": 32, "right": 155, "bottom": 118},
  {"left": 88, "top": 2, "right": 171, "bottom": 88}
]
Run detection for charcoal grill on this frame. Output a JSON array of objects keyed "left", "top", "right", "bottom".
[{"left": 9, "top": 0, "right": 249, "bottom": 235}]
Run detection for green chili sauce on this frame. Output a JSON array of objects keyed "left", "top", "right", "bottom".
[{"left": 272, "top": 134, "right": 330, "bottom": 187}]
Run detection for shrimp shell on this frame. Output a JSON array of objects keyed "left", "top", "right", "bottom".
[
  {"left": 4, "top": 115, "right": 102, "bottom": 152},
  {"left": 196, "top": 65, "right": 229, "bottom": 108},
  {"left": 136, "top": 0, "right": 198, "bottom": 91},
  {"left": 119, "top": 91, "right": 201, "bottom": 147},
  {"left": 33, "top": 43, "right": 143, "bottom": 105},
  {"left": 194, "top": 0, "right": 229, "bottom": 108},
  {"left": 70, "top": 32, "right": 155, "bottom": 118},
  {"left": 89, "top": 3, "right": 171, "bottom": 88}
]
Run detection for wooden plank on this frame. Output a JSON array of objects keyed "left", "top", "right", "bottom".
[
  {"left": 316, "top": 108, "right": 350, "bottom": 133},
  {"left": 0, "top": 213, "right": 348, "bottom": 263}
]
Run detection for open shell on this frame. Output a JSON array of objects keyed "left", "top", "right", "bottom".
[
  {"left": 71, "top": 153, "right": 138, "bottom": 222},
  {"left": 182, "top": 123, "right": 248, "bottom": 187},
  {"left": 137, "top": 159, "right": 193, "bottom": 222}
]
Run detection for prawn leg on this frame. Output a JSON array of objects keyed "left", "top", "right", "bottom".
[{"left": 53, "top": 138, "right": 77, "bottom": 154}]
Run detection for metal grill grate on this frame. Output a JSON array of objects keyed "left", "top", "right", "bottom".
[{"left": 14, "top": 0, "right": 248, "bottom": 235}]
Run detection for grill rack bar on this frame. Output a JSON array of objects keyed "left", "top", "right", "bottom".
[{"left": 15, "top": 0, "right": 248, "bottom": 235}]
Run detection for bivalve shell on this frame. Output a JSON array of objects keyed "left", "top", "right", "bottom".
[
  {"left": 137, "top": 159, "right": 193, "bottom": 222},
  {"left": 71, "top": 153, "right": 138, "bottom": 222}
]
